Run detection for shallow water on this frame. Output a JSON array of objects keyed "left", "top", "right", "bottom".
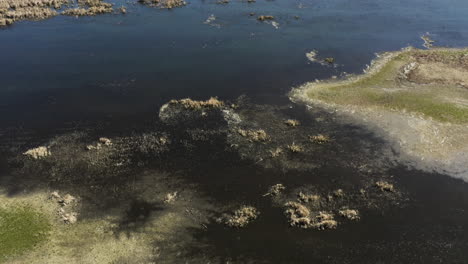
[{"left": 1, "top": 0, "right": 468, "bottom": 263}]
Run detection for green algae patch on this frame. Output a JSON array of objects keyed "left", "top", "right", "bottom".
[
  {"left": 0, "top": 206, "right": 51, "bottom": 262},
  {"left": 303, "top": 48, "right": 468, "bottom": 124}
]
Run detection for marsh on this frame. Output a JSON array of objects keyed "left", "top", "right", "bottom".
[{"left": 1, "top": 0, "right": 468, "bottom": 263}]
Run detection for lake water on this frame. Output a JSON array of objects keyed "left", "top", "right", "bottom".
[{"left": 1, "top": 0, "right": 468, "bottom": 263}]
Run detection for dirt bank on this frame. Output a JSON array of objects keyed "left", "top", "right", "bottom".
[{"left": 290, "top": 47, "right": 468, "bottom": 180}]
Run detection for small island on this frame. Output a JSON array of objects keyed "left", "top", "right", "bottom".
[{"left": 291, "top": 47, "right": 468, "bottom": 179}]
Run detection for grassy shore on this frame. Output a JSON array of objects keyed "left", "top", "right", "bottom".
[{"left": 301, "top": 48, "right": 468, "bottom": 124}]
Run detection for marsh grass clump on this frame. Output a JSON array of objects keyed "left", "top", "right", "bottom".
[
  {"left": 257, "top": 15, "right": 274, "bottom": 21},
  {"left": 218, "top": 206, "right": 259, "bottom": 228},
  {"left": 169, "top": 97, "right": 224, "bottom": 110},
  {"left": 0, "top": 206, "right": 51, "bottom": 262},
  {"left": 375, "top": 181, "right": 394, "bottom": 192},
  {"left": 23, "top": 146, "right": 51, "bottom": 160},
  {"left": 287, "top": 142, "right": 303, "bottom": 153},
  {"left": 297, "top": 192, "right": 321, "bottom": 204},
  {"left": 338, "top": 208, "right": 360, "bottom": 221},
  {"left": 284, "top": 202, "right": 337, "bottom": 230},
  {"left": 284, "top": 119, "right": 300, "bottom": 127},
  {"left": 138, "top": 0, "right": 187, "bottom": 9},
  {"left": 332, "top": 189, "right": 345, "bottom": 198},
  {"left": 264, "top": 183, "right": 286, "bottom": 196},
  {"left": 324, "top": 57, "right": 335, "bottom": 64},
  {"left": 309, "top": 134, "right": 331, "bottom": 144},
  {"left": 284, "top": 201, "right": 311, "bottom": 228},
  {"left": 269, "top": 147, "right": 283, "bottom": 158},
  {"left": 237, "top": 128, "right": 269, "bottom": 142},
  {"left": 314, "top": 211, "right": 337, "bottom": 230},
  {"left": 3, "top": 6, "right": 57, "bottom": 20}
]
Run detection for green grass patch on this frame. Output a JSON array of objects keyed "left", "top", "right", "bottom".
[
  {"left": 0, "top": 206, "right": 51, "bottom": 262},
  {"left": 306, "top": 49, "right": 468, "bottom": 124}
]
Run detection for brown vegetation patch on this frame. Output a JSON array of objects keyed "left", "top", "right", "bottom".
[
  {"left": 287, "top": 142, "right": 303, "bottom": 153},
  {"left": 375, "top": 181, "right": 394, "bottom": 192},
  {"left": 338, "top": 208, "right": 360, "bottom": 221},
  {"left": 284, "top": 119, "right": 300, "bottom": 127},
  {"left": 309, "top": 134, "right": 331, "bottom": 144},
  {"left": 237, "top": 128, "right": 269, "bottom": 142},
  {"left": 284, "top": 202, "right": 337, "bottom": 230},
  {"left": 169, "top": 97, "right": 224, "bottom": 110},
  {"left": 257, "top": 15, "right": 274, "bottom": 21},
  {"left": 217, "top": 206, "right": 259, "bottom": 228},
  {"left": 138, "top": 0, "right": 187, "bottom": 9},
  {"left": 264, "top": 183, "right": 285, "bottom": 196}
]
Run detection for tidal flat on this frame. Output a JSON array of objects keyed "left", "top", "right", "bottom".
[{"left": 2, "top": 0, "right": 468, "bottom": 263}]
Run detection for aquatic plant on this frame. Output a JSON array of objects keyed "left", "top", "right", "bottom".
[
  {"left": 218, "top": 206, "right": 259, "bottom": 228},
  {"left": 287, "top": 142, "right": 303, "bottom": 153},
  {"left": 269, "top": 147, "right": 283, "bottom": 158},
  {"left": 169, "top": 97, "right": 224, "bottom": 110},
  {"left": 264, "top": 183, "right": 286, "bottom": 196},
  {"left": 338, "top": 209, "right": 360, "bottom": 221},
  {"left": 138, "top": 0, "right": 187, "bottom": 9},
  {"left": 309, "top": 134, "right": 331, "bottom": 144},
  {"left": 375, "top": 181, "right": 394, "bottom": 192},
  {"left": 237, "top": 128, "right": 269, "bottom": 142},
  {"left": 23, "top": 146, "right": 51, "bottom": 160},
  {"left": 257, "top": 15, "right": 274, "bottom": 21},
  {"left": 284, "top": 119, "right": 300, "bottom": 127}
]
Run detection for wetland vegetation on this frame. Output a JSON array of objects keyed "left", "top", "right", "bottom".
[{"left": 2, "top": 0, "right": 468, "bottom": 262}]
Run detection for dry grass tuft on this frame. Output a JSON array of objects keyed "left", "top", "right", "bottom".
[
  {"left": 297, "top": 192, "right": 320, "bottom": 203},
  {"left": 23, "top": 146, "right": 51, "bottom": 160},
  {"left": 169, "top": 97, "right": 224, "bottom": 110},
  {"left": 287, "top": 142, "right": 303, "bottom": 153},
  {"left": 138, "top": 0, "right": 187, "bottom": 9},
  {"left": 237, "top": 129, "right": 269, "bottom": 142},
  {"left": 284, "top": 119, "right": 300, "bottom": 127},
  {"left": 269, "top": 147, "right": 283, "bottom": 157},
  {"left": 284, "top": 202, "right": 337, "bottom": 230},
  {"left": 309, "top": 134, "right": 331, "bottom": 144},
  {"left": 257, "top": 15, "right": 274, "bottom": 21},
  {"left": 338, "top": 209, "right": 360, "bottom": 221},
  {"left": 375, "top": 181, "right": 394, "bottom": 192},
  {"left": 264, "top": 183, "right": 285, "bottom": 196},
  {"left": 218, "top": 206, "right": 259, "bottom": 228}
]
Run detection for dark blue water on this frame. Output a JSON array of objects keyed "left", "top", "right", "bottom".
[{"left": 1, "top": 0, "right": 468, "bottom": 130}]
